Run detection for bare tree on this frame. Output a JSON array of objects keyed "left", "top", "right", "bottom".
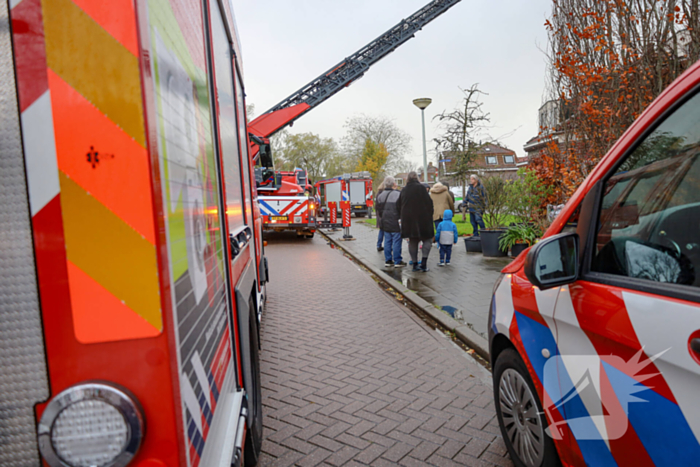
[
  {"left": 275, "top": 132, "right": 340, "bottom": 182},
  {"left": 392, "top": 157, "right": 419, "bottom": 174},
  {"left": 433, "top": 84, "right": 491, "bottom": 220},
  {"left": 341, "top": 114, "right": 412, "bottom": 176}
]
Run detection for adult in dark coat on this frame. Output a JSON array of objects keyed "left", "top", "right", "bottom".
[
  {"left": 466, "top": 174, "right": 487, "bottom": 237},
  {"left": 376, "top": 176, "right": 405, "bottom": 267},
  {"left": 397, "top": 172, "right": 434, "bottom": 272}
]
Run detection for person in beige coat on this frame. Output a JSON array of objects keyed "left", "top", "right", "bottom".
[{"left": 429, "top": 182, "right": 455, "bottom": 232}]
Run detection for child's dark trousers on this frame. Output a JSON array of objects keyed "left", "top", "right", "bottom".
[{"left": 439, "top": 244, "right": 453, "bottom": 263}]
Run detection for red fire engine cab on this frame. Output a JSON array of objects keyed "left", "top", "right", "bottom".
[
  {"left": 255, "top": 164, "right": 317, "bottom": 238},
  {"left": 1, "top": 0, "right": 265, "bottom": 466}
]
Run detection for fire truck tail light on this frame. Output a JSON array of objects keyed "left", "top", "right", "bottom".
[{"left": 39, "top": 382, "right": 144, "bottom": 467}]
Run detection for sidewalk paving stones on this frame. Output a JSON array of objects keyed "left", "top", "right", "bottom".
[
  {"left": 323, "top": 220, "right": 511, "bottom": 341},
  {"left": 259, "top": 231, "right": 512, "bottom": 467}
]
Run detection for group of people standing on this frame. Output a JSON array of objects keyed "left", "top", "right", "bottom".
[{"left": 375, "top": 172, "right": 487, "bottom": 272}]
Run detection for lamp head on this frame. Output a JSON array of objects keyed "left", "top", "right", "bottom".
[{"left": 413, "top": 98, "right": 432, "bottom": 110}]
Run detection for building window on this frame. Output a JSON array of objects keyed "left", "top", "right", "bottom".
[
  {"left": 397, "top": 178, "right": 404, "bottom": 186},
  {"left": 503, "top": 155, "right": 514, "bottom": 164},
  {"left": 486, "top": 156, "right": 498, "bottom": 165}
]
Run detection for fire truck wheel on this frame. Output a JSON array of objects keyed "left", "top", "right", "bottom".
[{"left": 245, "top": 299, "right": 263, "bottom": 467}]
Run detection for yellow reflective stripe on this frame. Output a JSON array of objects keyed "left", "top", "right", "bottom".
[
  {"left": 42, "top": 0, "right": 145, "bottom": 147},
  {"left": 60, "top": 173, "right": 162, "bottom": 331}
]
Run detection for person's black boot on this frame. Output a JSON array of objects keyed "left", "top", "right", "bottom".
[{"left": 420, "top": 258, "right": 429, "bottom": 272}]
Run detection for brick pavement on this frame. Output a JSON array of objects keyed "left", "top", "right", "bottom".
[
  {"left": 323, "top": 221, "right": 511, "bottom": 340},
  {"left": 259, "top": 231, "right": 513, "bottom": 467}
]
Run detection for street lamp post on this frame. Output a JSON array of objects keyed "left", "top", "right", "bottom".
[{"left": 413, "top": 98, "right": 432, "bottom": 183}]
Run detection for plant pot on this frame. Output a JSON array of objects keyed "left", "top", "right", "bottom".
[
  {"left": 464, "top": 236, "right": 482, "bottom": 253},
  {"left": 481, "top": 229, "right": 508, "bottom": 257},
  {"left": 511, "top": 243, "right": 528, "bottom": 258}
]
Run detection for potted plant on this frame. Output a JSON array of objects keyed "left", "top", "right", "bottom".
[
  {"left": 464, "top": 235, "right": 482, "bottom": 253},
  {"left": 499, "top": 224, "right": 540, "bottom": 257},
  {"left": 478, "top": 176, "right": 511, "bottom": 257}
]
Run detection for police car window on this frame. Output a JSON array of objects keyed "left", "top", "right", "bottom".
[{"left": 591, "top": 91, "right": 700, "bottom": 288}]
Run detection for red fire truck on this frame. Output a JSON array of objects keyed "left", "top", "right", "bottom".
[
  {"left": 256, "top": 167, "right": 317, "bottom": 238},
  {"left": 316, "top": 173, "right": 375, "bottom": 219},
  {"left": 2, "top": 0, "right": 265, "bottom": 466}
]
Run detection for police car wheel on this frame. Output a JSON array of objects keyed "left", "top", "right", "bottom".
[{"left": 493, "top": 348, "right": 560, "bottom": 467}]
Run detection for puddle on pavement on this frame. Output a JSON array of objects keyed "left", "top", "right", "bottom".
[{"left": 441, "top": 305, "right": 458, "bottom": 318}]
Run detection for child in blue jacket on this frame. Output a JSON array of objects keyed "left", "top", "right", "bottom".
[{"left": 436, "top": 209, "right": 459, "bottom": 266}]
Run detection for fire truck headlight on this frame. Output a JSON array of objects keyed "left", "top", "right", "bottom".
[{"left": 38, "top": 382, "right": 144, "bottom": 467}]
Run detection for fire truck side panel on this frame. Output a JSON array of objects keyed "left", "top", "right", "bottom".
[
  {"left": 325, "top": 180, "right": 342, "bottom": 204},
  {"left": 9, "top": 0, "right": 182, "bottom": 464},
  {"left": 349, "top": 179, "right": 371, "bottom": 216},
  {"left": 141, "top": 0, "right": 246, "bottom": 465},
  {"left": 3, "top": 0, "right": 259, "bottom": 465},
  {"left": 206, "top": 0, "right": 246, "bottom": 387},
  {"left": 349, "top": 181, "right": 366, "bottom": 204}
]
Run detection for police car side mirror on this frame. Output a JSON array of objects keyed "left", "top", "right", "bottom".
[{"left": 524, "top": 232, "right": 579, "bottom": 290}]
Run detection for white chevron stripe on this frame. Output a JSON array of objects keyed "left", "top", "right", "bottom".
[
  {"left": 21, "top": 92, "right": 59, "bottom": 216},
  {"left": 181, "top": 372, "right": 203, "bottom": 435},
  {"left": 553, "top": 286, "right": 609, "bottom": 447},
  {"left": 192, "top": 351, "right": 211, "bottom": 408},
  {"left": 624, "top": 291, "right": 700, "bottom": 441},
  {"left": 493, "top": 274, "right": 514, "bottom": 337}
]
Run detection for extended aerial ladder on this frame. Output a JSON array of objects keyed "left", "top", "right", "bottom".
[
  {"left": 250, "top": 0, "right": 462, "bottom": 235},
  {"left": 249, "top": 0, "right": 463, "bottom": 147}
]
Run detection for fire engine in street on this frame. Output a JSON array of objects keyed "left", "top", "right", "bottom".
[
  {"left": 256, "top": 165, "right": 318, "bottom": 238},
  {"left": 1, "top": 0, "right": 265, "bottom": 466},
  {"left": 316, "top": 172, "right": 375, "bottom": 219}
]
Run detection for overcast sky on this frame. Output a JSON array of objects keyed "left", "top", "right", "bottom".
[{"left": 233, "top": 0, "right": 553, "bottom": 168}]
